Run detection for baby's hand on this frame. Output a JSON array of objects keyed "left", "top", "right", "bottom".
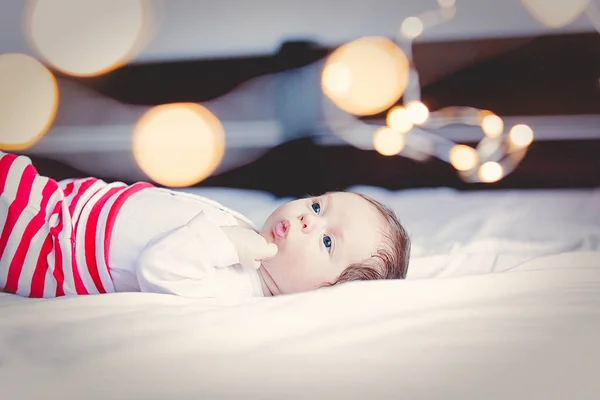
[{"left": 220, "top": 225, "right": 278, "bottom": 269}]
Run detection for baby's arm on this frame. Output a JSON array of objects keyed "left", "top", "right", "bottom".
[
  {"left": 135, "top": 212, "right": 277, "bottom": 298},
  {"left": 135, "top": 211, "right": 240, "bottom": 297}
]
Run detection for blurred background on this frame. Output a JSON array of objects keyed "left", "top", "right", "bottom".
[{"left": 1, "top": 0, "right": 599, "bottom": 197}]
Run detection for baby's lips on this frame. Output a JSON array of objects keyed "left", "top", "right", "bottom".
[{"left": 273, "top": 220, "right": 290, "bottom": 239}]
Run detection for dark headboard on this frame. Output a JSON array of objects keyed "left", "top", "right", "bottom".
[
  {"left": 30, "top": 32, "right": 600, "bottom": 197},
  {"left": 28, "top": 137, "right": 599, "bottom": 198}
]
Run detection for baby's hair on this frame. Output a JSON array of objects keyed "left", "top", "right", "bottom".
[{"left": 327, "top": 192, "right": 411, "bottom": 285}]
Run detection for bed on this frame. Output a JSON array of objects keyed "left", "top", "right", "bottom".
[
  {"left": 1, "top": 185, "right": 598, "bottom": 399},
  {"left": 2, "top": 1, "right": 599, "bottom": 397}
]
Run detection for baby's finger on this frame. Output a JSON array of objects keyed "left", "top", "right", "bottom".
[{"left": 256, "top": 243, "right": 278, "bottom": 260}]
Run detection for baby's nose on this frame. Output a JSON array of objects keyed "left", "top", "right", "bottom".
[
  {"left": 299, "top": 214, "right": 318, "bottom": 233},
  {"left": 299, "top": 214, "right": 308, "bottom": 230}
]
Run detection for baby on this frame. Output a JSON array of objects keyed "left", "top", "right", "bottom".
[{"left": 0, "top": 151, "right": 410, "bottom": 302}]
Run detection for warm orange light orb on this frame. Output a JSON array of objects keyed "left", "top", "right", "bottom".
[
  {"left": 386, "top": 106, "right": 414, "bottom": 134},
  {"left": 322, "top": 37, "right": 410, "bottom": 116},
  {"left": 373, "top": 127, "right": 406, "bottom": 156},
  {"left": 133, "top": 103, "right": 225, "bottom": 187},
  {"left": 401, "top": 17, "right": 424, "bottom": 39},
  {"left": 449, "top": 145, "right": 479, "bottom": 171},
  {"left": 509, "top": 124, "right": 534, "bottom": 148},
  {"left": 25, "top": 0, "right": 151, "bottom": 77},
  {"left": 0, "top": 53, "right": 58, "bottom": 150},
  {"left": 480, "top": 112, "right": 504, "bottom": 138},
  {"left": 406, "top": 101, "right": 430, "bottom": 125},
  {"left": 478, "top": 161, "right": 504, "bottom": 183}
]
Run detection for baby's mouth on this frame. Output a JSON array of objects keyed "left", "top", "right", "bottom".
[{"left": 273, "top": 220, "right": 289, "bottom": 239}]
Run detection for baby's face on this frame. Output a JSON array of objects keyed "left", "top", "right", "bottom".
[{"left": 259, "top": 192, "right": 384, "bottom": 295}]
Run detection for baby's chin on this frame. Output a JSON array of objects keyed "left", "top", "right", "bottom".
[{"left": 258, "top": 258, "right": 286, "bottom": 294}]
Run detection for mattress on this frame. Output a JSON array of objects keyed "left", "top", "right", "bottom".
[{"left": 1, "top": 186, "right": 599, "bottom": 399}]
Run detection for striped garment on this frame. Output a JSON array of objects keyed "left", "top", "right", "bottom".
[{"left": 0, "top": 151, "right": 152, "bottom": 298}]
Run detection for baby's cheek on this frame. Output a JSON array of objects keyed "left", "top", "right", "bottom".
[
  {"left": 266, "top": 248, "right": 294, "bottom": 272},
  {"left": 274, "top": 253, "right": 303, "bottom": 277}
]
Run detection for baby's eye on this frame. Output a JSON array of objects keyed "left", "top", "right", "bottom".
[
  {"left": 311, "top": 201, "right": 321, "bottom": 214},
  {"left": 323, "top": 235, "right": 332, "bottom": 252}
]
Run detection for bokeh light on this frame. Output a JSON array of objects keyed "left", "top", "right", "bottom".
[
  {"left": 401, "top": 17, "right": 424, "bottom": 39},
  {"left": 438, "top": 0, "right": 456, "bottom": 7},
  {"left": 480, "top": 112, "right": 504, "bottom": 138},
  {"left": 478, "top": 161, "right": 504, "bottom": 183},
  {"left": 509, "top": 124, "right": 534, "bottom": 148},
  {"left": 406, "top": 101, "right": 429, "bottom": 125},
  {"left": 321, "top": 36, "right": 410, "bottom": 116},
  {"left": 133, "top": 103, "right": 225, "bottom": 187},
  {"left": 321, "top": 62, "right": 352, "bottom": 95},
  {"left": 373, "top": 127, "right": 406, "bottom": 156},
  {"left": 449, "top": 145, "right": 479, "bottom": 171},
  {"left": 0, "top": 53, "right": 58, "bottom": 150},
  {"left": 521, "top": 0, "right": 590, "bottom": 28},
  {"left": 386, "top": 106, "right": 414, "bottom": 134},
  {"left": 25, "top": 0, "right": 153, "bottom": 77}
]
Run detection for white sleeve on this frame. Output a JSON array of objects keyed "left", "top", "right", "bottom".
[{"left": 135, "top": 211, "right": 239, "bottom": 298}]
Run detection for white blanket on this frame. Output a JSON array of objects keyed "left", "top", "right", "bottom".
[{"left": 1, "top": 187, "right": 599, "bottom": 399}]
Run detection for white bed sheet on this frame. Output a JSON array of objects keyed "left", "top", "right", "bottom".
[{"left": 1, "top": 186, "right": 599, "bottom": 399}]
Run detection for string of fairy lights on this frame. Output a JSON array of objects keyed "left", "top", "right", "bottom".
[
  {"left": 320, "top": 0, "right": 569, "bottom": 183},
  {"left": 0, "top": 0, "right": 598, "bottom": 187}
]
